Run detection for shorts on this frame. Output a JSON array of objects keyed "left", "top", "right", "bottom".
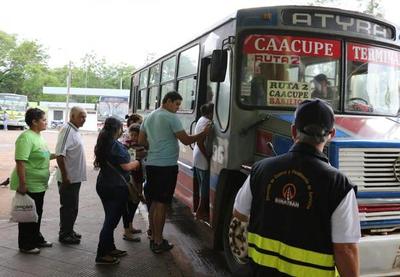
[
  {"left": 194, "top": 167, "right": 210, "bottom": 198},
  {"left": 145, "top": 165, "right": 178, "bottom": 204}
]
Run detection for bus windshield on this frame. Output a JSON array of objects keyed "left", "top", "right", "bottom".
[
  {"left": 239, "top": 34, "right": 341, "bottom": 110},
  {"left": 97, "top": 96, "right": 128, "bottom": 121},
  {"left": 0, "top": 94, "right": 27, "bottom": 112},
  {"left": 346, "top": 43, "right": 400, "bottom": 116}
]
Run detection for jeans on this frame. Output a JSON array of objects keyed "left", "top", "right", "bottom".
[
  {"left": 194, "top": 168, "right": 210, "bottom": 198},
  {"left": 58, "top": 182, "right": 81, "bottom": 237},
  {"left": 96, "top": 184, "right": 128, "bottom": 258},
  {"left": 18, "top": 191, "right": 46, "bottom": 250}
]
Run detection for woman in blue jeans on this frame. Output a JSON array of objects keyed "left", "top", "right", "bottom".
[{"left": 94, "top": 117, "right": 140, "bottom": 265}]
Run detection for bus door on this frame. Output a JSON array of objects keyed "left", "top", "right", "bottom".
[{"left": 190, "top": 57, "right": 217, "bottom": 221}]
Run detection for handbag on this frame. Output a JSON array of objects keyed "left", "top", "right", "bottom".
[
  {"left": 10, "top": 192, "right": 39, "bottom": 223},
  {"left": 106, "top": 161, "right": 142, "bottom": 204}
]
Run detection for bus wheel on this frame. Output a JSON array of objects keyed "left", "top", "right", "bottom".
[{"left": 222, "top": 193, "right": 252, "bottom": 275}]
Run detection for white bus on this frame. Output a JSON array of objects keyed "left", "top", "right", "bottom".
[
  {"left": 0, "top": 93, "right": 28, "bottom": 129},
  {"left": 131, "top": 5, "right": 400, "bottom": 276}
]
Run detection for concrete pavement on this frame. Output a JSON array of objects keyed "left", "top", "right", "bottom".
[{"left": 0, "top": 166, "right": 185, "bottom": 277}]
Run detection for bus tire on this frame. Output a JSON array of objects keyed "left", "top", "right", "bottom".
[{"left": 222, "top": 191, "right": 252, "bottom": 276}]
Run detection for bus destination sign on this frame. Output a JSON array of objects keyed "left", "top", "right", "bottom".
[{"left": 282, "top": 9, "right": 395, "bottom": 40}]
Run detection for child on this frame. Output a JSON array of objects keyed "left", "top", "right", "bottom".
[{"left": 121, "top": 123, "right": 146, "bottom": 241}]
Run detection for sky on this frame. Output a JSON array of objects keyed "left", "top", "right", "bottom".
[{"left": 0, "top": 0, "right": 399, "bottom": 69}]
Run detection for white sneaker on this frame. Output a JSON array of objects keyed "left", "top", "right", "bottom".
[{"left": 20, "top": 248, "right": 40, "bottom": 254}]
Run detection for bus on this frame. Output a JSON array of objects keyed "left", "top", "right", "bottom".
[
  {"left": 97, "top": 95, "right": 129, "bottom": 122},
  {"left": 0, "top": 93, "right": 28, "bottom": 129},
  {"left": 130, "top": 6, "right": 400, "bottom": 276}
]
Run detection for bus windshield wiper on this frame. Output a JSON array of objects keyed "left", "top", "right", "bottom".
[{"left": 239, "top": 114, "right": 270, "bottom": 136}]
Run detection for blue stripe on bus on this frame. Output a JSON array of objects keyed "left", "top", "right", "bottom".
[
  {"left": 361, "top": 219, "right": 400, "bottom": 229},
  {"left": 274, "top": 114, "right": 349, "bottom": 138},
  {"left": 357, "top": 191, "right": 400, "bottom": 198},
  {"left": 272, "top": 135, "right": 292, "bottom": 155},
  {"left": 329, "top": 140, "right": 400, "bottom": 148}
]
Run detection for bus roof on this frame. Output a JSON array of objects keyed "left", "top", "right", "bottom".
[{"left": 132, "top": 5, "right": 399, "bottom": 75}]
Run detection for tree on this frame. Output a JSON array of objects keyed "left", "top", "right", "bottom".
[
  {"left": 0, "top": 31, "right": 48, "bottom": 99},
  {"left": 357, "top": 0, "right": 384, "bottom": 17}
]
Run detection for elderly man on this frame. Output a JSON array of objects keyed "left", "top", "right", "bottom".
[
  {"left": 55, "top": 106, "right": 87, "bottom": 244},
  {"left": 233, "top": 99, "right": 360, "bottom": 277}
]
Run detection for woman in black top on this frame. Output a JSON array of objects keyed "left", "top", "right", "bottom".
[{"left": 94, "top": 117, "right": 140, "bottom": 265}]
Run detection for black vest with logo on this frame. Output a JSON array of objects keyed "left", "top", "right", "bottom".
[{"left": 247, "top": 143, "right": 354, "bottom": 277}]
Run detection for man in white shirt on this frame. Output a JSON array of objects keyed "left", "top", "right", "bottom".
[
  {"left": 55, "top": 106, "right": 87, "bottom": 244},
  {"left": 193, "top": 103, "right": 214, "bottom": 221}
]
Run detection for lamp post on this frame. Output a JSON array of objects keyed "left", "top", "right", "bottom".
[{"left": 65, "top": 61, "right": 72, "bottom": 122}]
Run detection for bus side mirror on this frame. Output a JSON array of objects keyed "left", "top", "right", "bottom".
[{"left": 210, "top": 50, "right": 227, "bottom": 82}]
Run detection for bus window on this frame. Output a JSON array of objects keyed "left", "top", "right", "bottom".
[
  {"left": 139, "top": 69, "right": 148, "bottom": 89},
  {"left": 137, "top": 89, "right": 146, "bottom": 111},
  {"left": 177, "top": 77, "right": 196, "bottom": 111},
  {"left": 161, "top": 82, "right": 174, "bottom": 101},
  {"left": 148, "top": 86, "right": 159, "bottom": 110},
  {"left": 178, "top": 45, "right": 199, "bottom": 78},
  {"left": 149, "top": 64, "right": 160, "bottom": 85},
  {"left": 161, "top": 56, "right": 176, "bottom": 83},
  {"left": 240, "top": 35, "right": 341, "bottom": 109},
  {"left": 346, "top": 43, "right": 400, "bottom": 116}
]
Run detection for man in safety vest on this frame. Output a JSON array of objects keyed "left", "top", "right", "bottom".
[{"left": 232, "top": 99, "right": 360, "bottom": 277}]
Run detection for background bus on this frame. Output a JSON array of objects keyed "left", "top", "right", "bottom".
[
  {"left": 97, "top": 95, "right": 129, "bottom": 123},
  {"left": 131, "top": 6, "right": 400, "bottom": 276},
  {"left": 0, "top": 93, "right": 28, "bottom": 129}
]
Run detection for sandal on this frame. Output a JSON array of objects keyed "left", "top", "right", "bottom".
[
  {"left": 123, "top": 234, "right": 141, "bottom": 242},
  {"left": 131, "top": 228, "right": 142, "bottom": 234},
  {"left": 151, "top": 239, "right": 174, "bottom": 254}
]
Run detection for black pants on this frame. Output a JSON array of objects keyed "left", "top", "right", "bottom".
[
  {"left": 96, "top": 185, "right": 128, "bottom": 258},
  {"left": 18, "top": 191, "right": 46, "bottom": 250},
  {"left": 122, "top": 201, "right": 139, "bottom": 228},
  {"left": 58, "top": 182, "right": 81, "bottom": 237}
]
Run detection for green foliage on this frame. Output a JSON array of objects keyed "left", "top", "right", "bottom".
[
  {"left": 0, "top": 30, "right": 135, "bottom": 103},
  {"left": 358, "top": 0, "right": 384, "bottom": 17}
]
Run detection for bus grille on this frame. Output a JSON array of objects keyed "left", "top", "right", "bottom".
[{"left": 338, "top": 148, "right": 400, "bottom": 191}]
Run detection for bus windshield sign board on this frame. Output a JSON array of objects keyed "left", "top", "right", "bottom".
[
  {"left": 348, "top": 43, "right": 400, "bottom": 67},
  {"left": 282, "top": 9, "right": 395, "bottom": 40},
  {"left": 243, "top": 35, "right": 341, "bottom": 107}
]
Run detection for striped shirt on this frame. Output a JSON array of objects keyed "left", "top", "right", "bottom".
[{"left": 55, "top": 122, "right": 87, "bottom": 183}]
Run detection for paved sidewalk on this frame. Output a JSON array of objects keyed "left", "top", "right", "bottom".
[{"left": 0, "top": 167, "right": 184, "bottom": 277}]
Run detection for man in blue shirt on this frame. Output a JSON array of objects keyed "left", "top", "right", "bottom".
[{"left": 139, "top": 91, "right": 210, "bottom": 254}]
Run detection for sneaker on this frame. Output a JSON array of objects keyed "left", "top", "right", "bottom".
[
  {"left": 37, "top": 241, "right": 53, "bottom": 248},
  {"left": 95, "top": 256, "right": 120, "bottom": 265},
  {"left": 72, "top": 230, "right": 82, "bottom": 239},
  {"left": 109, "top": 249, "right": 127, "bottom": 257},
  {"left": 20, "top": 248, "right": 40, "bottom": 254},
  {"left": 59, "top": 235, "right": 80, "bottom": 245},
  {"left": 151, "top": 239, "right": 174, "bottom": 254}
]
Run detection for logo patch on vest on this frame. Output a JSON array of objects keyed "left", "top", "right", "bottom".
[{"left": 266, "top": 169, "right": 313, "bottom": 209}]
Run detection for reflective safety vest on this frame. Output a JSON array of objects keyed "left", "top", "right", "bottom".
[
  {"left": 248, "top": 232, "right": 336, "bottom": 277},
  {"left": 247, "top": 143, "right": 352, "bottom": 277}
]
